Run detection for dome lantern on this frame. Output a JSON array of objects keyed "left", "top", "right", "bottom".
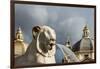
[
  {"left": 15, "top": 27, "right": 24, "bottom": 42},
  {"left": 82, "top": 25, "right": 90, "bottom": 38},
  {"left": 65, "top": 40, "right": 72, "bottom": 49}
]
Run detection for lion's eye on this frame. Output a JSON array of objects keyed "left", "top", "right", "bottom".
[{"left": 50, "top": 39, "right": 56, "bottom": 41}]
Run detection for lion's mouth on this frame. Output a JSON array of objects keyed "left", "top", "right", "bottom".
[{"left": 48, "top": 43, "right": 55, "bottom": 50}]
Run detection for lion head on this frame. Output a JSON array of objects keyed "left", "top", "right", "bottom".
[{"left": 32, "top": 26, "right": 56, "bottom": 57}]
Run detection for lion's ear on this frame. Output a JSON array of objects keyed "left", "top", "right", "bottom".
[{"left": 32, "top": 26, "right": 41, "bottom": 39}]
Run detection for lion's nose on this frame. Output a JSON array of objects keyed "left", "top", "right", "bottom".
[{"left": 49, "top": 43, "right": 54, "bottom": 47}]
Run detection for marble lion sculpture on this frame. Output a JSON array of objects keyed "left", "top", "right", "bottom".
[{"left": 15, "top": 26, "right": 56, "bottom": 67}]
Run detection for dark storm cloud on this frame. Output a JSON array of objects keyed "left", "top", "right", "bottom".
[{"left": 15, "top": 4, "right": 94, "bottom": 45}]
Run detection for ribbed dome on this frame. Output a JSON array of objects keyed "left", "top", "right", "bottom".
[
  {"left": 72, "top": 25, "right": 94, "bottom": 52},
  {"left": 72, "top": 38, "right": 93, "bottom": 52},
  {"left": 56, "top": 44, "right": 79, "bottom": 63}
]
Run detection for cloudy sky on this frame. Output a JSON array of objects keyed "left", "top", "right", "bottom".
[{"left": 15, "top": 3, "right": 94, "bottom": 45}]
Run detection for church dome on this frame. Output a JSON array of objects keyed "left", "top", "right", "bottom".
[
  {"left": 14, "top": 41, "right": 25, "bottom": 57},
  {"left": 14, "top": 27, "right": 26, "bottom": 58},
  {"left": 72, "top": 25, "right": 94, "bottom": 52},
  {"left": 72, "top": 38, "right": 93, "bottom": 52}
]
